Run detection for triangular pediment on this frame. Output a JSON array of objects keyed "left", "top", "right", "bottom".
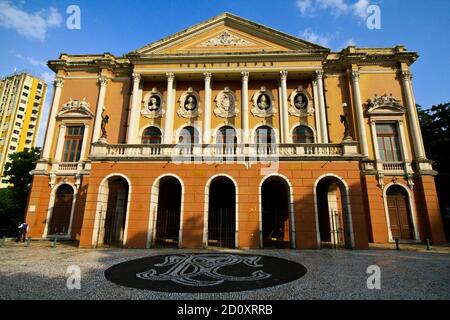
[{"left": 130, "top": 13, "right": 328, "bottom": 56}]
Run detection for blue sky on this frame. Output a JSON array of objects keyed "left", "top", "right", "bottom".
[{"left": 0, "top": 0, "right": 449, "bottom": 147}]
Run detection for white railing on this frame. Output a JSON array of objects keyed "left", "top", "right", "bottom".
[
  {"left": 90, "top": 143, "right": 359, "bottom": 160},
  {"left": 58, "top": 162, "right": 79, "bottom": 171},
  {"left": 382, "top": 162, "right": 405, "bottom": 171}
]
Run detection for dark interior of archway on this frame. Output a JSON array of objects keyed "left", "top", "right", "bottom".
[
  {"left": 155, "top": 177, "right": 182, "bottom": 248},
  {"left": 317, "top": 178, "right": 349, "bottom": 249},
  {"left": 262, "top": 177, "right": 290, "bottom": 248},
  {"left": 48, "top": 184, "right": 74, "bottom": 235},
  {"left": 386, "top": 185, "right": 413, "bottom": 240},
  {"left": 208, "top": 177, "right": 236, "bottom": 248},
  {"left": 104, "top": 177, "right": 128, "bottom": 247}
]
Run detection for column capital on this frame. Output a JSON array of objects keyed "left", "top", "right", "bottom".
[
  {"left": 132, "top": 73, "right": 141, "bottom": 82},
  {"left": 399, "top": 70, "right": 412, "bottom": 82},
  {"left": 280, "top": 70, "right": 288, "bottom": 81},
  {"left": 203, "top": 72, "right": 212, "bottom": 80},
  {"left": 54, "top": 77, "right": 64, "bottom": 88},
  {"left": 166, "top": 72, "right": 175, "bottom": 81},
  {"left": 98, "top": 75, "right": 109, "bottom": 87},
  {"left": 59, "top": 123, "right": 67, "bottom": 129},
  {"left": 350, "top": 69, "right": 360, "bottom": 81},
  {"left": 314, "top": 70, "right": 324, "bottom": 80},
  {"left": 241, "top": 71, "right": 249, "bottom": 81}
]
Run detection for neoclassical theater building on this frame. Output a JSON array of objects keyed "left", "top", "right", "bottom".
[{"left": 26, "top": 13, "right": 446, "bottom": 249}]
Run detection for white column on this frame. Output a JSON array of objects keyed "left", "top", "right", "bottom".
[
  {"left": 127, "top": 73, "right": 141, "bottom": 144},
  {"left": 203, "top": 72, "right": 212, "bottom": 144},
  {"left": 163, "top": 73, "right": 175, "bottom": 144},
  {"left": 92, "top": 76, "right": 108, "bottom": 143},
  {"left": 315, "top": 70, "right": 329, "bottom": 143},
  {"left": 80, "top": 124, "right": 90, "bottom": 161},
  {"left": 349, "top": 70, "right": 369, "bottom": 157},
  {"left": 42, "top": 77, "right": 64, "bottom": 160},
  {"left": 241, "top": 71, "right": 250, "bottom": 144},
  {"left": 400, "top": 71, "right": 426, "bottom": 159},
  {"left": 54, "top": 124, "right": 66, "bottom": 162},
  {"left": 312, "top": 78, "right": 323, "bottom": 143},
  {"left": 280, "top": 71, "right": 289, "bottom": 143}
]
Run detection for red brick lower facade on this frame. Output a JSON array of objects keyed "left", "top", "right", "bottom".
[{"left": 25, "top": 161, "right": 447, "bottom": 249}]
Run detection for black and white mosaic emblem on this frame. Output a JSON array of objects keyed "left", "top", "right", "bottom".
[{"left": 104, "top": 253, "right": 307, "bottom": 293}]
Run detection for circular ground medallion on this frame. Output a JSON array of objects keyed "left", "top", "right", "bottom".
[{"left": 104, "top": 253, "right": 307, "bottom": 293}]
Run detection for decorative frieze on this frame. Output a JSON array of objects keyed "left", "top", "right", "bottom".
[{"left": 198, "top": 30, "right": 255, "bottom": 47}]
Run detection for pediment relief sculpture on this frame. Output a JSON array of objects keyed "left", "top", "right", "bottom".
[
  {"left": 57, "top": 98, "right": 94, "bottom": 119},
  {"left": 289, "top": 86, "right": 314, "bottom": 117},
  {"left": 177, "top": 87, "right": 201, "bottom": 119},
  {"left": 141, "top": 88, "right": 165, "bottom": 119},
  {"left": 251, "top": 86, "right": 276, "bottom": 118},
  {"left": 214, "top": 86, "right": 239, "bottom": 118},
  {"left": 198, "top": 30, "right": 255, "bottom": 47},
  {"left": 366, "top": 93, "right": 406, "bottom": 115}
]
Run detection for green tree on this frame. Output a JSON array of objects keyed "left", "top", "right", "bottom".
[{"left": 0, "top": 147, "right": 40, "bottom": 236}]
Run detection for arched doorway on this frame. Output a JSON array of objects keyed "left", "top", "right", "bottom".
[
  {"left": 154, "top": 176, "right": 182, "bottom": 248},
  {"left": 207, "top": 176, "right": 236, "bottom": 248},
  {"left": 142, "top": 126, "right": 162, "bottom": 144},
  {"left": 261, "top": 176, "right": 292, "bottom": 248},
  {"left": 386, "top": 185, "right": 414, "bottom": 240},
  {"left": 48, "top": 184, "right": 74, "bottom": 236},
  {"left": 315, "top": 176, "right": 353, "bottom": 249},
  {"left": 95, "top": 176, "right": 129, "bottom": 247}
]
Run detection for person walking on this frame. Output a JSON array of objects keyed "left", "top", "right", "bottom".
[{"left": 17, "top": 221, "right": 28, "bottom": 242}]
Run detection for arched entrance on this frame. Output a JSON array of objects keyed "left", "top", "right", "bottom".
[
  {"left": 315, "top": 176, "right": 353, "bottom": 249},
  {"left": 48, "top": 184, "right": 74, "bottom": 236},
  {"left": 94, "top": 176, "right": 130, "bottom": 247},
  {"left": 261, "top": 176, "right": 291, "bottom": 248},
  {"left": 207, "top": 176, "right": 236, "bottom": 248},
  {"left": 386, "top": 185, "right": 414, "bottom": 240},
  {"left": 154, "top": 176, "right": 182, "bottom": 248}
]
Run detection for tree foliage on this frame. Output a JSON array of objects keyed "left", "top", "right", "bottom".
[
  {"left": 0, "top": 147, "right": 40, "bottom": 236},
  {"left": 417, "top": 103, "right": 450, "bottom": 173}
]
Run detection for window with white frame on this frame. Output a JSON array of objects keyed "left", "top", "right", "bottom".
[{"left": 375, "top": 123, "right": 402, "bottom": 162}]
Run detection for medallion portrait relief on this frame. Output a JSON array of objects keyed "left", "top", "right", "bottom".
[
  {"left": 214, "top": 87, "right": 239, "bottom": 118},
  {"left": 289, "top": 86, "right": 314, "bottom": 117},
  {"left": 141, "top": 88, "right": 165, "bottom": 119},
  {"left": 178, "top": 87, "right": 201, "bottom": 119},
  {"left": 251, "top": 86, "right": 276, "bottom": 118}
]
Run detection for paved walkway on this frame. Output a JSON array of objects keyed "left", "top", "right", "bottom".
[{"left": 0, "top": 241, "right": 449, "bottom": 300}]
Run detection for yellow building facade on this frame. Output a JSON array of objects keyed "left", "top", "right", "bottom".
[
  {"left": 26, "top": 13, "right": 445, "bottom": 249},
  {"left": 0, "top": 73, "right": 47, "bottom": 187}
]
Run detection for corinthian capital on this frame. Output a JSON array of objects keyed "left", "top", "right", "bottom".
[
  {"left": 132, "top": 73, "right": 141, "bottom": 84},
  {"left": 54, "top": 77, "right": 64, "bottom": 88},
  {"left": 203, "top": 72, "right": 212, "bottom": 81},
  {"left": 314, "top": 70, "right": 324, "bottom": 80},
  {"left": 280, "top": 70, "right": 288, "bottom": 81},
  {"left": 241, "top": 71, "right": 249, "bottom": 81},
  {"left": 166, "top": 72, "right": 175, "bottom": 82},
  {"left": 98, "top": 75, "right": 108, "bottom": 87},
  {"left": 350, "top": 69, "right": 360, "bottom": 81},
  {"left": 400, "top": 70, "right": 412, "bottom": 82}
]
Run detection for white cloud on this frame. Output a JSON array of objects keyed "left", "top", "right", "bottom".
[
  {"left": 352, "top": 0, "right": 370, "bottom": 19},
  {"left": 301, "top": 28, "right": 331, "bottom": 47},
  {"left": 296, "top": 0, "right": 313, "bottom": 15},
  {"left": 0, "top": 1, "right": 62, "bottom": 41},
  {"left": 15, "top": 53, "right": 46, "bottom": 67},
  {"left": 296, "top": 0, "right": 372, "bottom": 20}
]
